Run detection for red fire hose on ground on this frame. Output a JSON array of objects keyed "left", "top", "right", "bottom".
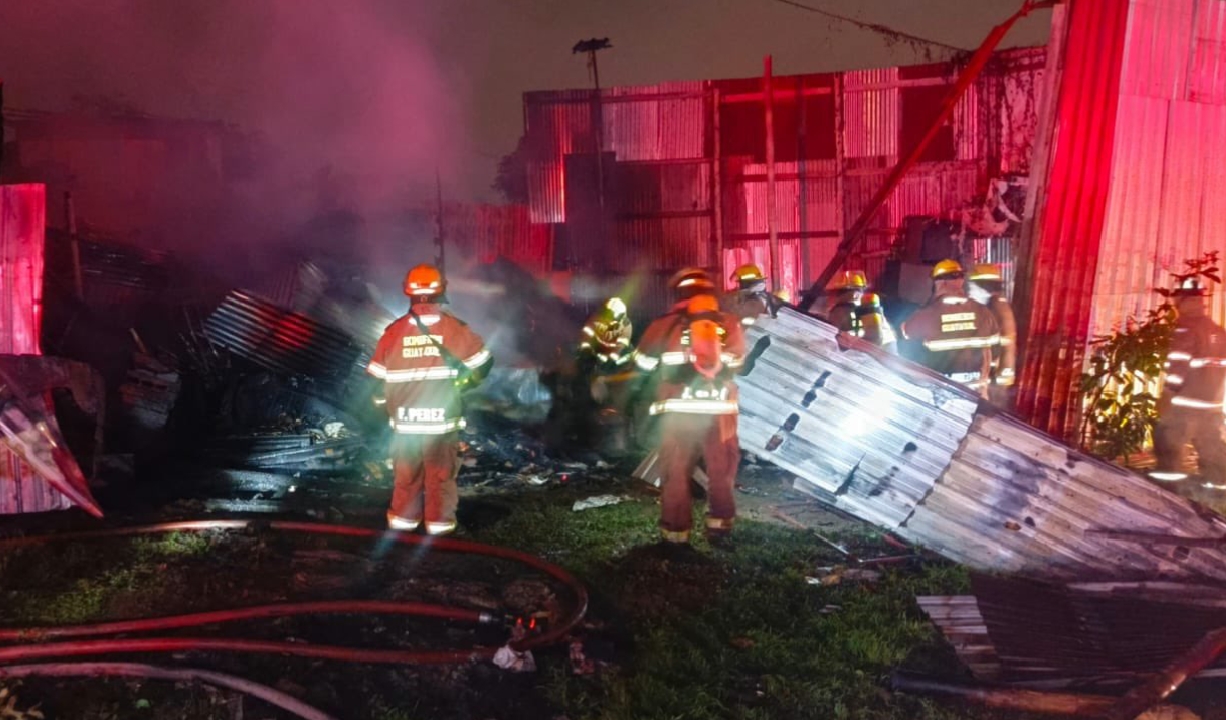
[{"left": 0, "top": 520, "right": 590, "bottom": 719}]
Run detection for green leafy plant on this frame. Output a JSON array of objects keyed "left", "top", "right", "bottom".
[{"left": 1080, "top": 252, "right": 1220, "bottom": 462}]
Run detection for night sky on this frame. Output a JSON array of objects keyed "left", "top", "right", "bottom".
[{"left": 0, "top": 0, "right": 1051, "bottom": 202}]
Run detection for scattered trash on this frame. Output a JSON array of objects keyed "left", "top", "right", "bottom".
[
  {"left": 730, "top": 637, "right": 756, "bottom": 650},
  {"left": 493, "top": 645, "right": 537, "bottom": 673},
  {"left": 323, "top": 422, "right": 345, "bottom": 438},
  {"left": 819, "top": 604, "right": 842, "bottom": 614},
  {"left": 572, "top": 495, "right": 628, "bottom": 512},
  {"left": 569, "top": 640, "right": 597, "bottom": 675}
]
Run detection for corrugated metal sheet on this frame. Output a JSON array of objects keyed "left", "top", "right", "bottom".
[
  {"left": 616, "top": 161, "right": 711, "bottom": 216},
  {"left": 739, "top": 308, "right": 1226, "bottom": 581},
  {"left": 442, "top": 203, "right": 552, "bottom": 273},
  {"left": 0, "top": 185, "right": 44, "bottom": 355},
  {"left": 920, "top": 577, "right": 1226, "bottom": 686},
  {"left": 603, "top": 81, "right": 706, "bottom": 161},
  {"left": 1122, "top": 0, "right": 1196, "bottom": 100},
  {"left": 614, "top": 216, "right": 713, "bottom": 270},
  {"left": 1016, "top": 0, "right": 1130, "bottom": 440},
  {"left": 0, "top": 184, "right": 71, "bottom": 516},
  {"left": 843, "top": 68, "right": 900, "bottom": 159},
  {"left": 203, "top": 291, "right": 371, "bottom": 392},
  {"left": 525, "top": 49, "right": 1044, "bottom": 284},
  {"left": 1090, "top": 0, "right": 1226, "bottom": 340}
]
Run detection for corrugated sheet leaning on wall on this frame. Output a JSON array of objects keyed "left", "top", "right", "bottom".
[{"left": 738, "top": 308, "right": 1226, "bottom": 581}]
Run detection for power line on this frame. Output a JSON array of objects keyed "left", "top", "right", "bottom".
[{"left": 768, "top": 0, "right": 968, "bottom": 54}]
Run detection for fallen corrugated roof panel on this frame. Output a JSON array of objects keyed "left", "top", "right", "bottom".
[
  {"left": 738, "top": 308, "right": 1226, "bottom": 582},
  {"left": 203, "top": 290, "right": 370, "bottom": 383},
  {"left": 918, "top": 576, "right": 1226, "bottom": 688}
]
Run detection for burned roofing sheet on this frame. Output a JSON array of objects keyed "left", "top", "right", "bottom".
[{"left": 738, "top": 308, "right": 1226, "bottom": 582}]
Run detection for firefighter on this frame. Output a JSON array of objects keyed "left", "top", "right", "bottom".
[
  {"left": 823, "top": 270, "right": 869, "bottom": 335},
  {"left": 900, "top": 259, "right": 999, "bottom": 398},
  {"left": 968, "top": 263, "right": 1018, "bottom": 408},
  {"left": 855, "top": 291, "right": 898, "bottom": 353},
  {"left": 366, "top": 264, "right": 493, "bottom": 534},
  {"left": 1149, "top": 278, "right": 1226, "bottom": 485},
  {"left": 633, "top": 292, "right": 746, "bottom": 544},
  {"left": 630, "top": 268, "right": 719, "bottom": 450},
  {"left": 726, "top": 263, "right": 781, "bottom": 327},
  {"left": 576, "top": 297, "right": 636, "bottom": 453}
]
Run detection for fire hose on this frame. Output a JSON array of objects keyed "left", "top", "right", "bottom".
[{"left": 0, "top": 520, "right": 590, "bottom": 719}]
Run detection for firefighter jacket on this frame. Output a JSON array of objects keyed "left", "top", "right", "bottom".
[
  {"left": 855, "top": 304, "right": 898, "bottom": 351},
  {"left": 578, "top": 313, "right": 633, "bottom": 372},
  {"left": 725, "top": 291, "right": 772, "bottom": 327},
  {"left": 1163, "top": 313, "right": 1226, "bottom": 410},
  {"left": 826, "top": 300, "right": 860, "bottom": 335},
  {"left": 366, "top": 304, "right": 492, "bottom": 434},
  {"left": 985, "top": 294, "right": 1017, "bottom": 387},
  {"left": 901, "top": 294, "right": 999, "bottom": 389},
  {"left": 633, "top": 308, "right": 747, "bottom": 416}
]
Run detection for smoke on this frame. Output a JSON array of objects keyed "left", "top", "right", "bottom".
[{"left": 0, "top": 0, "right": 470, "bottom": 279}]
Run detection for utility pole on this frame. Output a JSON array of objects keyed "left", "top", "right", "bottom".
[
  {"left": 764, "top": 56, "right": 781, "bottom": 294},
  {"left": 573, "top": 37, "right": 613, "bottom": 260},
  {"left": 434, "top": 168, "right": 446, "bottom": 273}
]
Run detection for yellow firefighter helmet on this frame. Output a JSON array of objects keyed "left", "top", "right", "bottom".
[
  {"left": 828, "top": 270, "right": 868, "bottom": 292},
  {"left": 931, "top": 259, "right": 965, "bottom": 280},
  {"left": 969, "top": 263, "right": 1003, "bottom": 282},
  {"left": 731, "top": 263, "right": 765, "bottom": 285},
  {"left": 404, "top": 264, "right": 445, "bottom": 298}
]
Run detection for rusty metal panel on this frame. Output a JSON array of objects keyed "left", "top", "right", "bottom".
[
  {"left": 739, "top": 308, "right": 1226, "bottom": 581},
  {"left": 842, "top": 68, "right": 899, "bottom": 159}
]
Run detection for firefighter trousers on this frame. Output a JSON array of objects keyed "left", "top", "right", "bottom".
[
  {"left": 1154, "top": 405, "right": 1226, "bottom": 483},
  {"left": 389, "top": 432, "right": 461, "bottom": 534},
  {"left": 656, "top": 413, "right": 740, "bottom": 539}
]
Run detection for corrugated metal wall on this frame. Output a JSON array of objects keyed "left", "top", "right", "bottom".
[
  {"left": 1092, "top": 0, "right": 1226, "bottom": 337},
  {"left": 1016, "top": 0, "right": 1130, "bottom": 441},
  {"left": 0, "top": 184, "right": 70, "bottom": 515},
  {"left": 523, "top": 48, "right": 1045, "bottom": 300}
]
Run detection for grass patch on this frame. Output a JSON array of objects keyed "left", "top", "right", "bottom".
[{"left": 469, "top": 484, "right": 1034, "bottom": 720}]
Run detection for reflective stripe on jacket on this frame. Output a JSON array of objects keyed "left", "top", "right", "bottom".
[
  {"left": 367, "top": 304, "right": 490, "bottom": 434},
  {"left": 634, "top": 303, "right": 747, "bottom": 416},
  {"left": 1163, "top": 314, "right": 1226, "bottom": 409}
]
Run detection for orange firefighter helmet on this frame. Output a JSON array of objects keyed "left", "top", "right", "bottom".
[
  {"left": 669, "top": 267, "right": 716, "bottom": 297},
  {"left": 860, "top": 291, "right": 883, "bottom": 310},
  {"left": 828, "top": 270, "right": 868, "bottom": 292},
  {"left": 404, "top": 264, "right": 445, "bottom": 298},
  {"left": 969, "top": 263, "right": 1003, "bottom": 282},
  {"left": 931, "top": 259, "right": 965, "bottom": 280}
]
